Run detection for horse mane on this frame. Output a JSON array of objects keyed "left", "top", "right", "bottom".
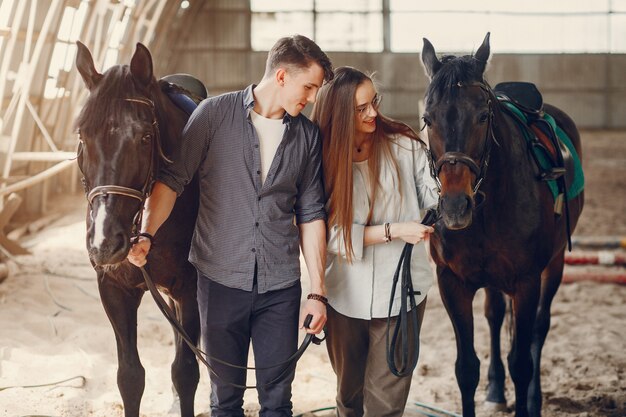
[
  {"left": 75, "top": 65, "right": 154, "bottom": 136},
  {"left": 425, "top": 54, "right": 490, "bottom": 104},
  {"left": 75, "top": 64, "right": 183, "bottom": 167}
]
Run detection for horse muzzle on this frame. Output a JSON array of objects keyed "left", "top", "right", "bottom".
[
  {"left": 439, "top": 192, "right": 474, "bottom": 230},
  {"left": 87, "top": 232, "right": 131, "bottom": 266},
  {"left": 86, "top": 202, "right": 133, "bottom": 266}
]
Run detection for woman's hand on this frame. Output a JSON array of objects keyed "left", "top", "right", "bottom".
[{"left": 391, "top": 221, "right": 434, "bottom": 244}]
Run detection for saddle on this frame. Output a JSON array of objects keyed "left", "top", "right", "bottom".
[
  {"left": 495, "top": 82, "right": 585, "bottom": 251},
  {"left": 160, "top": 73, "right": 208, "bottom": 116},
  {"left": 495, "top": 82, "right": 577, "bottom": 213}
]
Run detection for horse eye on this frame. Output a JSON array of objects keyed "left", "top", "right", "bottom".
[
  {"left": 141, "top": 133, "right": 152, "bottom": 144},
  {"left": 479, "top": 113, "right": 489, "bottom": 123}
]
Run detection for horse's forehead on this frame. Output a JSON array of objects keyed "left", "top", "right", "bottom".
[
  {"left": 427, "top": 85, "right": 486, "bottom": 112},
  {"left": 79, "top": 96, "right": 152, "bottom": 134}
]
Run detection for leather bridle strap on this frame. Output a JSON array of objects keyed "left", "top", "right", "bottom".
[
  {"left": 435, "top": 151, "right": 482, "bottom": 177},
  {"left": 87, "top": 185, "right": 145, "bottom": 205},
  {"left": 427, "top": 81, "right": 496, "bottom": 195},
  {"left": 80, "top": 97, "right": 159, "bottom": 234}
]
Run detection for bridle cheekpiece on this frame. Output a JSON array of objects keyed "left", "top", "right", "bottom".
[{"left": 425, "top": 81, "right": 497, "bottom": 195}]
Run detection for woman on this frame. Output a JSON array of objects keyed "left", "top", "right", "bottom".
[{"left": 310, "top": 66, "right": 438, "bottom": 417}]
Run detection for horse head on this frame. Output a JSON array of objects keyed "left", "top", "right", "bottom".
[
  {"left": 75, "top": 42, "right": 162, "bottom": 266},
  {"left": 421, "top": 33, "right": 495, "bottom": 230}
]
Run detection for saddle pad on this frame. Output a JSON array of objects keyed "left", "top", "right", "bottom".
[
  {"left": 501, "top": 101, "right": 584, "bottom": 201},
  {"left": 167, "top": 91, "right": 198, "bottom": 116},
  {"left": 161, "top": 73, "right": 208, "bottom": 101}
]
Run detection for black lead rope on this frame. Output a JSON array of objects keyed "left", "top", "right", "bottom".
[
  {"left": 386, "top": 208, "right": 438, "bottom": 377},
  {"left": 386, "top": 243, "right": 420, "bottom": 377},
  {"left": 138, "top": 266, "right": 324, "bottom": 389}
]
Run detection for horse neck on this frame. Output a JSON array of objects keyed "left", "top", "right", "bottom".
[
  {"left": 482, "top": 108, "right": 535, "bottom": 197},
  {"left": 152, "top": 88, "right": 185, "bottom": 161}
]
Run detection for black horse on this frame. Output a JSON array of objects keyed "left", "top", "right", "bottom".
[
  {"left": 421, "top": 34, "right": 584, "bottom": 417},
  {"left": 75, "top": 42, "right": 201, "bottom": 417}
]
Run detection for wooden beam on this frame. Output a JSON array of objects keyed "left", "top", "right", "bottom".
[
  {"left": 0, "top": 193, "right": 29, "bottom": 255},
  {"left": 0, "top": 159, "right": 75, "bottom": 197},
  {"left": 11, "top": 151, "right": 76, "bottom": 161}
]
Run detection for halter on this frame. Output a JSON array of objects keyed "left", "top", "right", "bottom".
[
  {"left": 79, "top": 97, "right": 160, "bottom": 234},
  {"left": 425, "top": 81, "right": 497, "bottom": 195}
]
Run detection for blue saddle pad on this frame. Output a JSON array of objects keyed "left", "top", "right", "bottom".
[{"left": 167, "top": 92, "right": 198, "bottom": 116}]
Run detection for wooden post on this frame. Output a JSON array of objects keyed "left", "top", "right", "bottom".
[{"left": 0, "top": 193, "right": 30, "bottom": 255}]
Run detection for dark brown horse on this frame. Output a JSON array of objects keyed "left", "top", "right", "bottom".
[
  {"left": 75, "top": 42, "right": 200, "bottom": 417},
  {"left": 420, "top": 34, "right": 584, "bottom": 417}
]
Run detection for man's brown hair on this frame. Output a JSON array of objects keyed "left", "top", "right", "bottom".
[{"left": 265, "top": 35, "right": 333, "bottom": 82}]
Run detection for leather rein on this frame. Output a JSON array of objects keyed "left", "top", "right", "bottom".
[{"left": 139, "top": 265, "right": 323, "bottom": 389}]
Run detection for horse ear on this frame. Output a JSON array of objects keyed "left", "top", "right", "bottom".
[
  {"left": 474, "top": 32, "right": 491, "bottom": 73},
  {"left": 130, "top": 43, "right": 154, "bottom": 87},
  {"left": 421, "top": 38, "right": 442, "bottom": 80},
  {"left": 76, "top": 41, "right": 102, "bottom": 90}
]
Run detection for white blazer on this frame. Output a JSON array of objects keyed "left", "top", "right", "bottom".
[{"left": 326, "top": 135, "right": 439, "bottom": 319}]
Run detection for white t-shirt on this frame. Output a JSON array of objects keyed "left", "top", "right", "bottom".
[
  {"left": 326, "top": 135, "right": 439, "bottom": 319},
  {"left": 250, "top": 110, "right": 285, "bottom": 184}
]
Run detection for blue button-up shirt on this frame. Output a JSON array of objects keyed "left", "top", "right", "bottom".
[{"left": 158, "top": 85, "right": 326, "bottom": 293}]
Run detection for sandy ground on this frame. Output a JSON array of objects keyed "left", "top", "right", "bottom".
[{"left": 0, "top": 130, "right": 624, "bottom": 417}]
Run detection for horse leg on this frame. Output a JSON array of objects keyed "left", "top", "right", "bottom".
[
  {"left": 438, "top": 269, "right": 479, "bottom": 417},
  {"left": 484, "top": 288, "right": 507, "bottom": 409},
  {"left": 170, "top": 278, "right": 200, "bottom": 417},
  {"left": 528, "top": 253, "right": 564, "bottom": 417},
  {"left": 508, "top": 277, "right": 541, "bottom": 417},
  {"left": 98, "top": 272, "right": 145, "bottom": 417}
]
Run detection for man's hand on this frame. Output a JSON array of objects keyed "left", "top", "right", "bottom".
[
  {"left": 127, "top": 238, "right": 151, "bottom": 267},
  {"left": 299, "top": 298, "right": 327, "bottom": 334}
]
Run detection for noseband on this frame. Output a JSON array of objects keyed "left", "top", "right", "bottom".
[
  {"left": 426, "top": 81, "right": 497, "bottom": 195},
  {"left": 78, "top": 97, "right": 160, "bottom": 233}
]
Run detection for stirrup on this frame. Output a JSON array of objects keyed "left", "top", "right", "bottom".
[{"left": 540, "top": 167, "right": 565, "bottom": 181}]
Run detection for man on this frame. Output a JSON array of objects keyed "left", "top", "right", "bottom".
[{"left": 127, "top": 35, "right": 333, "bottom": 417}]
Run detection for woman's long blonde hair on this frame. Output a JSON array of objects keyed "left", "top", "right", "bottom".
[{"left": 311, "top": 66, "right": 420, "bottom": 262}]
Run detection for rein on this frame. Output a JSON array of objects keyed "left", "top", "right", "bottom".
[
  {"left": 425, "top": 81, "right": 497, "bottom": 196},
  {"left": 139, "top": 265, "right": 324, "bottom": 389},
  {"left": 386, "top": 243, "right": 420, "bottom": 377},
  {"left": 385, "top": 208, "right": 438, "bottom": 377}
]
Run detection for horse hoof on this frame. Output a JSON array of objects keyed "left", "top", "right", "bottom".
[{"left": 484, "top": 401, "right": 507, "bottom": 412}]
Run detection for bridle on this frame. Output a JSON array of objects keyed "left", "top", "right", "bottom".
[
  {"left": 424, "top": 81, "right": 498, "bottom": 195},
  {"left": 78, "top": 97, "right": 160, "bottom": 234}
]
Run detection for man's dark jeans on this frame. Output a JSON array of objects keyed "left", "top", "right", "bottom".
[{"left": 197, "top": 271, "right": 301, "bottom": 417}]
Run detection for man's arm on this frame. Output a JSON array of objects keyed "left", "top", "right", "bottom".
[
  {"left": 298, "top": 218, "right": 327, "bottom": 334},
  {"left": 127, "top": 181, "right": 177, "bottom": 267}
]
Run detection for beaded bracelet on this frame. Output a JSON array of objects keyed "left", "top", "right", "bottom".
[
  {"left": 383, "top": 222, "right": 392, "bottom": 243},
  {"left": 307, "top": 293, "right": 328, "bottom": 305}
]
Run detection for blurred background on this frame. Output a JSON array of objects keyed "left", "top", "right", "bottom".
[{"left": 0, "top": 0, "right": 625, "bottom": 218}]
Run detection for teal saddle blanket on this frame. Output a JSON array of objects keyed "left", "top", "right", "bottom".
[{"left": 501, "top": 101, "right": 584, "bottom": 201}]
